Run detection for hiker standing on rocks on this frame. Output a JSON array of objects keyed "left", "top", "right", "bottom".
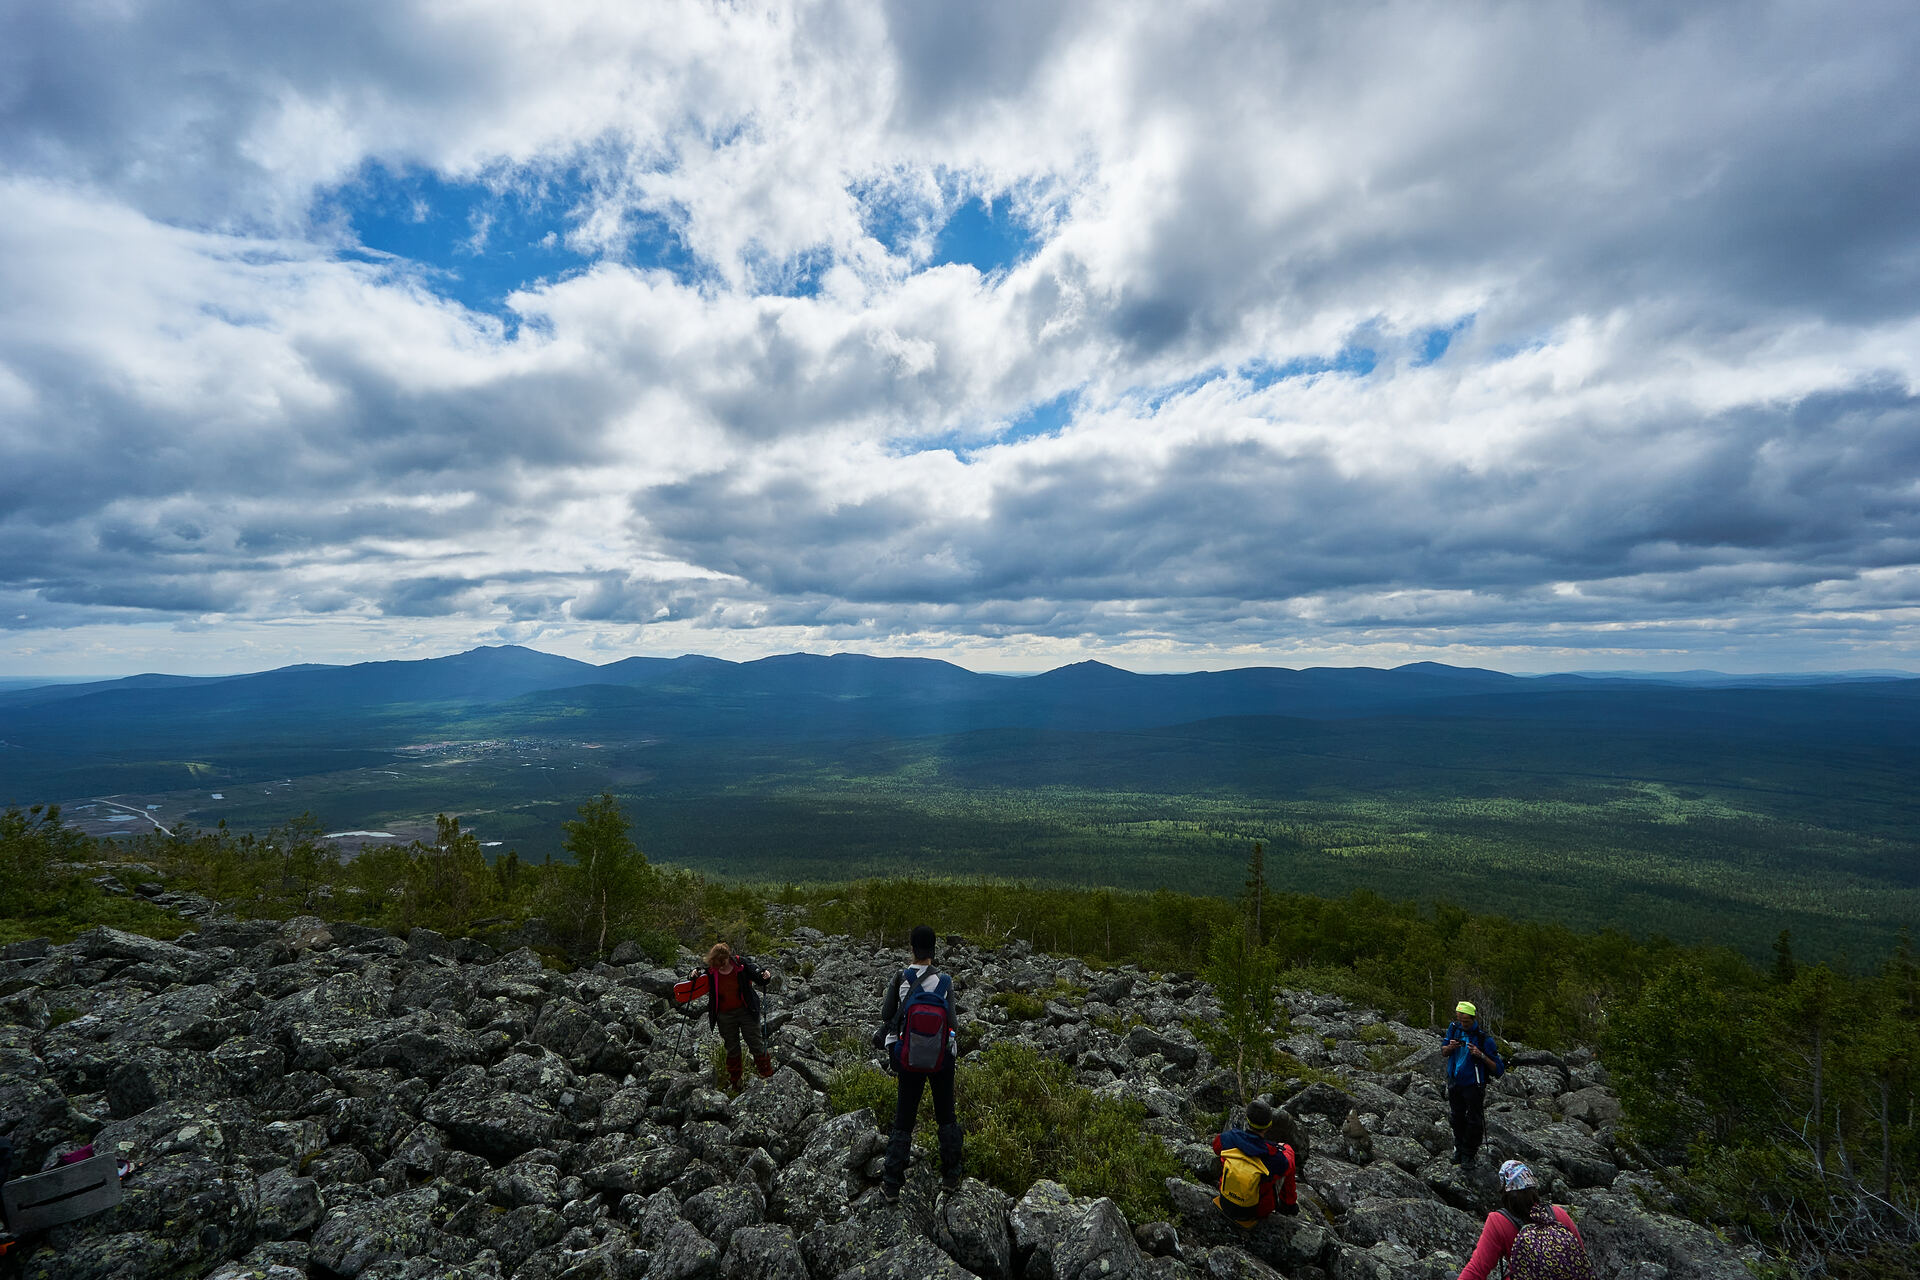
[
  {"left": 1443, "top": 1000, "right": 1504, "bottom": 1166},
  {"left": 689, "top": 942, "right": 775, "bottom": 1091},
  {"left": 875, "top": 924, "right": 962, "bottom": 1200},
  {"left": 1456, "top": 1160, "right": 1592, "bottom": 1280},
  {"left": 1209, "top": 1097, "right": 1299, "bottom": 1227}
]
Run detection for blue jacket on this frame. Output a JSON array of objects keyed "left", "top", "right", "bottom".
[{"left": 1443, "top": 1021, "right": 1505, "bottom": 1087}]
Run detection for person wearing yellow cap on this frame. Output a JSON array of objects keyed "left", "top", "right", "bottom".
[{"left": 1442, "top": 1000, "right": 1504, "bottom": 1166}]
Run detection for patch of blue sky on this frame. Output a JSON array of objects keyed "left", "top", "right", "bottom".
[
  {"left": 1002, "top": 388, "right": 1079, "bottom": 444},
  {"left": 930, "top": 196, "right": 1040, "bottom": 275},
  {"left": 856, "top": 177, "right": 937, "bottom": 259},
  {"left": 1240, "top": 345, "right": 1378, "bottom": 389},
  {"left": 1413, "top": 314, "right": 1476, "bottom": 366},
  {"left": 852, "top": 171, "right": 1046, "bottom": 276},
  {"left": 318, "top": 162, "right": 701, "bottom": 325},
  {"left": 889, "top": 386, "right": 1083, "bottom": 463}
]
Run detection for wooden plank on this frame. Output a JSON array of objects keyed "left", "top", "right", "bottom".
[{"left": 1, "top": 1155, "right": 123, "bottom": 1234}]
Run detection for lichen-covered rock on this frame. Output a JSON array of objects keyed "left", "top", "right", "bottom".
[
  {"left": 728, "top": 1066, "right": 822, "bottom": 1160},
  {"left": 1558, "top": 1086, "right": 1622, "bottom": 1130},
  {"left": 211, "top": 1036, "right": 288, "bottom": 1092},
  {"left": 107, "top": 1047, "right": 231, "bottom": 1117},
  {"left": 835, "top": 1236, "right": 978, "bottom": 1279},
  {"left": 1052, "top": 1197, "right": 1155, "bottom": 1280},
  {"left": 1126, "top": 1026, "right": 1199, "bottom": 1069},
  {"left": 487, "top": 1203, "right": 568, "bottom": 1271},
  {"left": 1521, "top": 1122, "right": 1618, "bottom": 1188},
  {"left": 1339, "top": 1196, "right": 1477, "bottom": 1258},
  {"left": 309, "top": 1185, "right": 443, "bottom": 1277},
  {"left": 421, "top": 1064, "right": 567, "bottom": 1159},
  {"left": 718, "top": 1223, "right": 809, "bottom": 1280},
  {"left": 648, "top": 1218, "right": 721, "bottom": 1280},
  {"left": 580, "top": 1143, "right": 691, "bottom": 1195},
  {"left": 254, "top": 1165, "right": 324, "bottom": 1239},
  {"left": 495, "top": 1158, "right": 568, "bottom": 1207},
  {"left": 18, "top": 1230, "right": 177, "bottom": 1280},
  {"left": 801, "top": 1195, "right": 926, "bottom": 1279},
  {"left": 1201, "top": 1248, "right": 1286, "bottom": 1280},
  {"left": 0, "top": 1028, "right": 72, "bottom": 1158},
  {"left": 1569, "top": 1187, "right": 1757, "bottom": 1280},
  {"left": 932, "top": 1178, "right": 1015, "bottom": 1280},
  {"left": 1306, "top": 1157, "right": 1436, "bottom": 1215},
  {"left": 682, "top": 1180, "right": 766, "bottom": 1241}
]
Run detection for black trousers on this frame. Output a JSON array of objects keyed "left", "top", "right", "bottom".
[
  {"left": 883, "top": 1063, "right": 961, "bottom": 1187},
  {"left": 1448, "top": 1083, "right": 1486, "bottom": 1158}
]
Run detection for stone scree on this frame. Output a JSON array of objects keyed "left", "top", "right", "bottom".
[{"left": 0, "top": 920, "right": 1759, "bottom": 1280}]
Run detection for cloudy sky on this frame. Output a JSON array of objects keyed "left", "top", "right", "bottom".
[{"left": 2, "top": 0, "right": 1917, "bottom": 676}]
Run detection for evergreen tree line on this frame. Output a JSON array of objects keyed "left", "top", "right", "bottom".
[{"left": 3, "top": 807, "right": 1916, "bottom": 1274}]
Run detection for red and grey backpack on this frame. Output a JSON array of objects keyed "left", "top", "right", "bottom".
[
  {"left": 892, "top": 968, "right": 954, "bottom": 1073},
  {"left": 1498, "top": 1204, "right": 1593, "bottom": 1280}
]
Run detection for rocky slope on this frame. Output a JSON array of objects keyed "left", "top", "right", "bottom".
[{"left": 0, "top": 918, "right": 1758, "bottom": 1280}]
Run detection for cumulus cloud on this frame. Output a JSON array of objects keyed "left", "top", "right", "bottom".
[{"left": 1, "top": 0, "right": 1917, "bottom": 674}]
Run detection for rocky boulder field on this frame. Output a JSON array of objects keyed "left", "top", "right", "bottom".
[{"left": 0, "top": 917, "right": 1758, "bottom": 1280}]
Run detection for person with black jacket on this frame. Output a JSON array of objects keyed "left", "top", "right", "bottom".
[
  {"left": 694, "top": 942, "right": 774, "bottom": 1091},
  {"left": 873, "top": 924, "right": 962, "bottom": 1200}
]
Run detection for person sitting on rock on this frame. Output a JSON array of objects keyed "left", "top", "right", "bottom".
[
  {"left": 1457, "top": 1160, "right": 1592, "bottom": 1280},
  {"left": 1442, "top": 1000, "right": 1504, "bottom": 1166},
  {"left": 874, "top": 924, "right": 962, "bottom": 1200},
  {"left": 691, "top": 942, "right": 774, "bottom": 1090},
  {"left": 1210, "top": 1097, "right": 1298, "bottom": 1227}
]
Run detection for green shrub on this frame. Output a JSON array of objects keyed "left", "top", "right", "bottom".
[
  {"left": 1271, "top": 1050, "right": 1347, "bottom": 1092},
  {"left": 991, "top": 990, "right": 1048, "bottom": 1021},
  {"left": 1366, "top": 1044, "right": 1415, "bottom": 1072},
  {"left": 624, "top": 928, "right": 680, "bottom": 966},
  {"left": 827, "top": 1062, "right": 896, "bottom": 1120},
  {"left": 958, "top": 1043, "right": 1185, "bottom": 1222},
  {"left": 824, "top": 1043, "right": 1186, "bottom": 1222}
]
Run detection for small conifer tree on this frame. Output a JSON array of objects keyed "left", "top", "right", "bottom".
[{"left": 1201, "top": 924, "right": 1285, "bottom": 1102}]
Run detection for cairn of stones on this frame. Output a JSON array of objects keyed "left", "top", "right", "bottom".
[{"left": 0, "top": 916, "right": 1759, "bottom": 1279}]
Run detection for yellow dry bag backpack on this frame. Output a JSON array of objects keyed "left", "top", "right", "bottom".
[{"left": 1215, "top": 1147, "right": 1269, "bottom": 1226}]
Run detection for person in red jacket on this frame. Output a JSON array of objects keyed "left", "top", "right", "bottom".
[
  {"left": 1210, "top": 1098, "right": 1299, "bottom": 1226},
  {"left": 690, "top": 942, "right": 774, "bottom": 1091},
  {"left": 1456, "top": 1161, "right": 1589, "bottom": 1280}
]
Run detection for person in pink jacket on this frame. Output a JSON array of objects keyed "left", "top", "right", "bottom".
[{"left": 1456, "top": 1161, "right": 1590, "bottom": 1280}]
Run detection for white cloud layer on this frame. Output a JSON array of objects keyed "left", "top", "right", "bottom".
[{"left": 2, "top": 0, "right": 1918, "bottom": 674}]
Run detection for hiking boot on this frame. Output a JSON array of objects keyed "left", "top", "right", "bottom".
[
  {"left": 1448, "top": 1152, "right": 1465, "bottom": 1166},
  {"left": 941, "top": 1168, "right": 962, "bottom": 1190},
  {"left": 880, "top": 1183, "right": 901, "bottom": 1204}
]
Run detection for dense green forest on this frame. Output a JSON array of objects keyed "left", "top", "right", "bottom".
[
  {"left": 4, "top": 797, "right": 1916, "bottom": 1276},
  {"left": 8, "top": 650, "right": 1919, "bottom": 969}
]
